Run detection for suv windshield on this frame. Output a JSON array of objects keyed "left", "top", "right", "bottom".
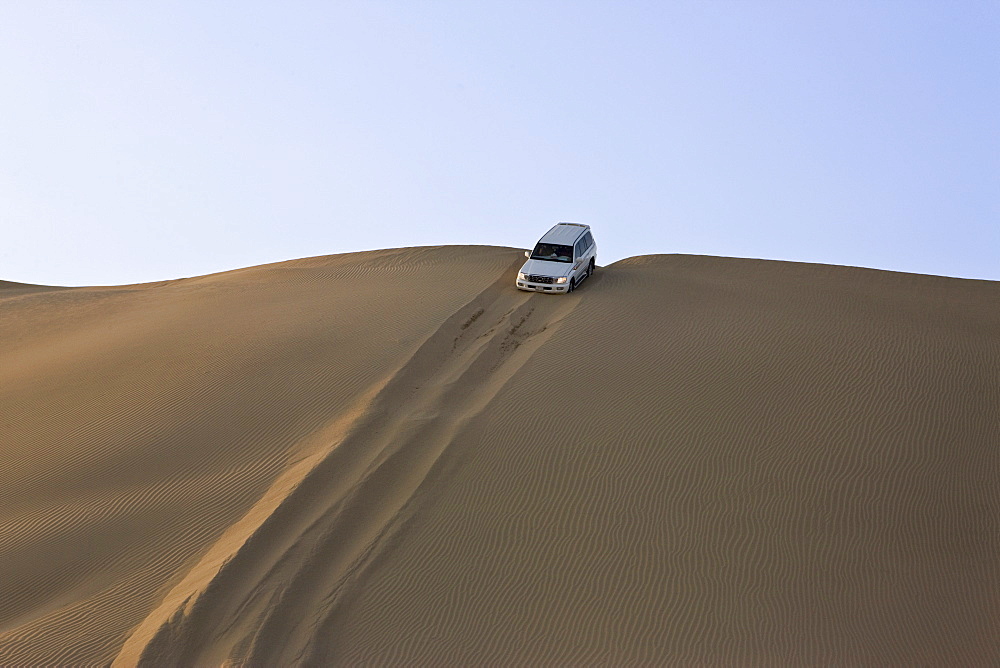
[{"left": 530, "top": 243, "right": 573, "bottom": 263}]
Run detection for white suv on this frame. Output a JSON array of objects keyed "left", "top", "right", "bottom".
[{"left": 516, "top": 223, "right": 597, "bottom": 293}]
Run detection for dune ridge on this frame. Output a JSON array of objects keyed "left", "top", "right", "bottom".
[
  {"left": 115, "top": 266, "right": 576, "bottom": 665},
  {"left": 1, "top": 247, "right": 998, "bottom": 665}
]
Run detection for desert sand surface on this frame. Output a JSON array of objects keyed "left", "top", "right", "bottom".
[{"left": 1, "top": 245, "right": 998, "bottom": 665}]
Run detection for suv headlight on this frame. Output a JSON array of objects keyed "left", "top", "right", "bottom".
[
  {"left": 555, "top": 276, "right": 568, "bottom": 284},
  {"left": 517, "top": 272, "right": 526, "bottom": 280}
]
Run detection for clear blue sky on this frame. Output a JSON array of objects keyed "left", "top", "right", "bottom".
[{"left": 2, "top": 1, "right": 997, "bottom": 286}]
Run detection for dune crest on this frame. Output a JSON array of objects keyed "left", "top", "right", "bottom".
[{"left": 2, "top": 247, "right": 998, "bottom": 665}]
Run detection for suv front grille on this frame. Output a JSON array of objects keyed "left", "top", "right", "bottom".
[{"left": 526, "top": 274, "right": 554, "bottom": 284}]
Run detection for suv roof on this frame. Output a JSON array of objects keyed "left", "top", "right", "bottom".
[{"left": 538, "top": 222, "right": 590, "bottom": 246}]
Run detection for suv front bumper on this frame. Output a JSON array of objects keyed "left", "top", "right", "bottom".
[{"left": 516, "top": 280, "right": 568, "bottom": 293}]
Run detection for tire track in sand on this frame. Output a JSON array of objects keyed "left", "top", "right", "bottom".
[{"left": 114, "top": 264, "right": 580, "bottom": 666}]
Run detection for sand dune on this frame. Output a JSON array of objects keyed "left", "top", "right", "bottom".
[{"left": 1, "top": 246, "right": 997, "bottom": 665}]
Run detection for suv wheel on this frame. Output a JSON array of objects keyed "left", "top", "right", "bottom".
[
  {"left": 588, "top": 258, "right": 595, "bottom": 278},
  {"left": 568, "top": 278, "right": 576, "bottom": 293}
]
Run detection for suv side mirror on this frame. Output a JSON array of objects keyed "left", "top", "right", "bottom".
[{"left": 524, "top": 250, "right": 530, "bottom": 258}]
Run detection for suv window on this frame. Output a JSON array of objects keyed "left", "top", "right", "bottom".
[
  {"left": 583, "top": 231, "right": 594, "bottom": 249},
  {"left": 530, "top": 243, "right": 573, "bottom": 263}
]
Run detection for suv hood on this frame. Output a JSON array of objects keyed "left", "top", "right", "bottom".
[{"left": 519, "top": 258, "right": 573, "bottom": 278}]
